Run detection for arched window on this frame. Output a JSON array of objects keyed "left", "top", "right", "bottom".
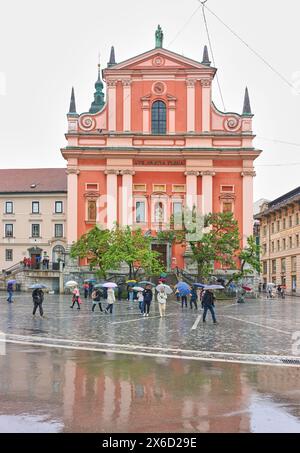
[
  {"left": 52, "top": 245, "right": 65, "bottom": 263},
  {"left": 152, "top": 101, "right": 166, "bottom": 135}
]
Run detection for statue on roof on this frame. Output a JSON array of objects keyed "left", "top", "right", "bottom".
[{"left": 155, "top": 25, "right": 164, "bottom": 48}]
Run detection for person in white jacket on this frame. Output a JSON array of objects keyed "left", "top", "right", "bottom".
[
  {"left": 157, "top": 288, "right": 168, "bottom": 317},
  {"left": 105, "top": 288, "right": 115, "bottom": 314}
]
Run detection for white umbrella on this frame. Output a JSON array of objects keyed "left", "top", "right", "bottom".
[
  {"left": 102, "top": 282, "right": 118, "bottom": 288},
  {"left": 65, "top": 280, "right": 78, "bottom": 288},
  {"left": 132, "top": 286, "right": 145, "bottom": 292},
  {"left": 156, "top": 284, "right": 173, "bottom": 295},
  {"left": 203, "top": 285, "right": 225, "bottom": 290}
]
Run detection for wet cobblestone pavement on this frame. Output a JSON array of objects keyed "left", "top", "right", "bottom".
[
  {"left": 0, "top": 293, "right": 300, "bottom": 365},
  {"left": 1, "top": 293, "right": 300, "bottom": 432}
]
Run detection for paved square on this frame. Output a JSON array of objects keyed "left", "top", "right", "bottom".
[{"left": 1, "top": 292, "right": 300, "bottom": 367}]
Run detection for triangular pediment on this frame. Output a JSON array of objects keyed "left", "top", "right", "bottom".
[{"left": 105, "top": 48, "right": 216, "bottom": 72}]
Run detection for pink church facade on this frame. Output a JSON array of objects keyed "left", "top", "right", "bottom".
[{"left": 61, "top": 30, "right": 261, "bottom": 271}]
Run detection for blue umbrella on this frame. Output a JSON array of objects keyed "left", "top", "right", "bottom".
[
  {"left": 176, "top": 282, "right": 191, "bottom": 296},
  {"left": 84, "top": 279, "right": 97, "bottom": 283},
  {"left": 29, "top": 284, "right": 48, "bottom": 289},
  {"left": 7, "top": 280, "right": 17, "bottom": 285}
]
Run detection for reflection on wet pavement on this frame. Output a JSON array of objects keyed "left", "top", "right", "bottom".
[{"left": 0, "top": 344, "right": 300, "bottom": 433}]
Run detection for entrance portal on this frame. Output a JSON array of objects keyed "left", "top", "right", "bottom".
[{"left": 151, "top": 243, "right": 168, "bottom": 269}]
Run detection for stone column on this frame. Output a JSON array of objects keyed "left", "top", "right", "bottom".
[
  {"left": 105, "top": 170, "right": 119, "bottom": 229},
  {"left": 201, "top": 171, "right": 215, "bottom": 215},
  {"left": 185, "top": 171, "right": 199, "bottom": 211},
  {"left": 168, "top": 97, "right": 176, "bottom": 134},
  {"left": 122, "top": 79, "right": 131, "bottom": 132},
  {"left": 107, "top": 80, "right": 117, "bottom": 131},
  {"left": 200, "top": 79, "right": 212, "bottom": 132},
  {"left": 241, "top": 170, "right": 256, "bottom": 247},
  {"left": 120, "top": 170, "right": 135, "bottom": 226},
  {"left": 186, "top": 79, "right": 196, "bottom": 132},
  {"left": 66, "top": 167, "right": 80, "bottom": 245},
  {"left": 141, "top": 96, "right": 150, "bottom": 133}
]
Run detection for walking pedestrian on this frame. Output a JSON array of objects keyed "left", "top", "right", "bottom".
[
  {"left": 128, "top": 287, "right": 134, "bottom": 310},
  {"left": 137, "top": 290, "right": 144, "bottom": 313},
  {"left": 105, "top": 288, "right": 115, "bottom": 314},
  {"left": 142, "top": 285, "right": 153, "bottom": 317},
  {"left": 70, "top": 286, "right": 81, "bottom": 309},
  {"left": 181, "top": 294, "right": 188, "bottom": 309},
  {"left": 190, "top": 287, "right": 198, "bottom": 310},
  {"left": 202, "top": 289, "right": 218, "bottom": 324},
  {"left": 88, "top": 282, "right": 94, "bottom": 297},
  {"left": 32, "top": 288, "right": 44, "bottom": 317},
  {"left": 83, "top": 282, "right": 89, "bottom": 299},
  {"left": 157, "top": 288, "right": 167, "bottom": 317},
  {"left": 92, "top": 288, "right": 103, "bottom": 312},
  {"left": 7, "top": 282, "right": 14, "bottom": 304}
]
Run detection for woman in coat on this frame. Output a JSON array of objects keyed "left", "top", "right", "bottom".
[
  {"left": 157, "top": 288, "right": 167, "bottom": 317},
  {"left": 70, "top": 286, "right": 81, "bottom": 310},
  {"left": 105, "top": 288, "right": 115, "bottom": 314}
]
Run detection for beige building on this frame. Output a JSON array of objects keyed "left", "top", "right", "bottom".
[
  {"left": 255, "top": 186, "right": 300, "bottom": 295},
  {"left": 0, "top": 169, "right": 67, "bottom": 272}
]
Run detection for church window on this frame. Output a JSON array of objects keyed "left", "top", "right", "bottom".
[{"left": 152, "top": 101, "right": 166, "bottom": 135}]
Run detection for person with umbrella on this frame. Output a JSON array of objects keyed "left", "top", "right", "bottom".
[
  {"left": 91, "top": 286, "right": 103, "bottom": 312},
  {"left": 102, "top": 283, "right": 117, "bottom": 314},
  {"left": 7, "top": 280, "right": 15, "bottom": 304},
  {"left": 202, "top": 289, "right": 218, "bottom": 324},
  {"left": 83, "top": 282, "right": 89, "bottom": 299},
  {"left": 156, "top": 284, "right": 172, "bottom": 318},
  {"left": 142, "top": 284, "right": 153, "bottom": 317},
  {"left": 32, "top": 286, "right": 45, "bottom": 317},
  {"left": 70, "top": 286, "right": 81, "bottom": 310},
  {"left": 176, "top": 282, "right": 190, "bottom": 309}
]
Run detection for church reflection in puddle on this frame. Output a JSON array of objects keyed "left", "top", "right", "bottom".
[{"left": 0, "top": 345, "right": 300, "bottom": 433}]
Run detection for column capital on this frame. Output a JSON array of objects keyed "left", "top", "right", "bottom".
[
  {"left": 105, "top": 169, "right": 119, "bottom": 175},
  {"left": 66, "top": 168, "right": 80, "bottom": 175},
  {"left": 186, "top": 78, "right": 197, "bottom": 87},
  {"left": 201, "top": 171, "right": 216, "bottom": 177},
  {"left": 200, "top": 78, "right": 212, "bottom": 87},
  {"left": 107, "top": 79, "right": 118, "bottom": 87},
  {"left": 120, "top": 169, "right": 135, "bottom": 176},
  {"left": 121, "top": 78, "right": 132, "bottom": 87},
  {"left": 241, "top": 170, "right": 256, "bottom": 177},
  {"left": 185, "top": 170, "right": 199, "bottom": 176}
]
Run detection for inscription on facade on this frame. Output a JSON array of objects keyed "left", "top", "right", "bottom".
[{"left": 134, "top": 160, "right": 185, "bottom": 166}]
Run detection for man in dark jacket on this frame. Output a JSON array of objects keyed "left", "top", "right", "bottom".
[
  {"left": 202, "top": 290, "right": 217, "bottom": 324},
  {"left": 32, "top": 289, "right": 44, "bottom": 317},
  {"left": 142, "top": 285, "right": 153, "bottom": 317}
]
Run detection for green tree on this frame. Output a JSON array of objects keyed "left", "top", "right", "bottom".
[
  {"left": 70, "top": 226, "right": 117, "bottom": 279},
  {"left": 188, "top": 212, "right": 240, "bottom": 281},
  {"left": 108, "top": 226, "right": 164, "bottom": 279},
  {"left": 227, "top": 236, "right": 261, "bottom": 286}
]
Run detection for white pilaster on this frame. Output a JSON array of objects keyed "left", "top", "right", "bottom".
[
  {"left": 185, "top": 171, "right": 199, "bottom": 211},
  {"left": 141, "top": 96, "right": 151, "bottom": 133},
  {"left": 200, "top": 79, "right": 212, "bottom": 132},
  {"left": 120, "top": 170, "right": 135, "bottom": 226},
  {"left": 66, "top": 167, "right": 79, "bottom": 244},
  {"left": 201, "top": 171, "right": 215, "bottom": 215},
  {"left": 122, "top": 79, "right": 131, "bottom": 132},
  {"left": 105, "top": 170, "right": 118, "bottom": 229},
  {"left": 186, "top": 79, "right": 196, "bottom": 132},
  {"left": 242, "top": 171, "right": 256, "bottom": 247},
  {"left": 107, "top": 80, "right": 117, "bottom": 131}
]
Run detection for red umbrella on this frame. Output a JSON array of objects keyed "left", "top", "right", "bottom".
[{"left": 242, "top": 286, "right": 252, "bottom": 292}]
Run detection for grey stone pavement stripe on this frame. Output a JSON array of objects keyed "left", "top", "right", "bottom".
[
  {"left": 1, "top": 335, "right": 300, "bottom": 368},
  {"left": 191, "top": 315, "right": 201, "bottom": 330}
]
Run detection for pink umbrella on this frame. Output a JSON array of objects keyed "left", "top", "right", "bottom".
[{"left": 242, "top": 286, "right": 252, "bottom": 292}]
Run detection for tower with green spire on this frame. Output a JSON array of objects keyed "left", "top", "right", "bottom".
[{"left": 89, "top": 62, "right": 105, "bottom": 114}]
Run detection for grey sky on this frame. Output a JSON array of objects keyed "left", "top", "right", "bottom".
[{"left": 0, "top": 0, "right": 299, "bottom": 201}]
